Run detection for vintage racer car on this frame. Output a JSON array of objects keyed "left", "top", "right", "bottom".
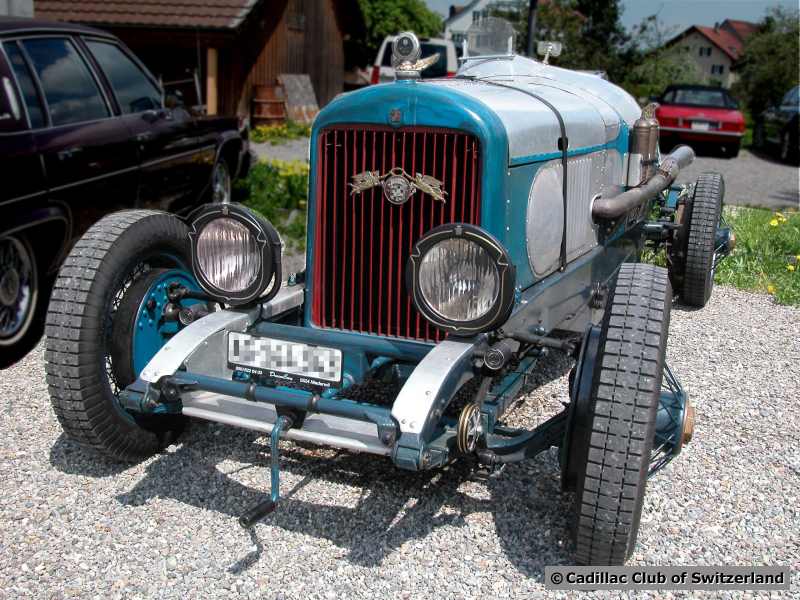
[{"left": 45, "top": 32, "right": 733, "bottom": 565}]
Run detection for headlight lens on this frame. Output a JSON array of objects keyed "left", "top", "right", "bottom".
[
  {"left": 418, "top": 238, "right": 499, "bottom": 321},
  {"left": 196, "top": 218, "right": 261, "bottom": 293},
  {"left": 407, "top": 224, "right": 516, "bottom": 334}
]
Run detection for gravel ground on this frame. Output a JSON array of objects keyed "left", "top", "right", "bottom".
[
  {"left": 676, "top": 148, "right": 799, "bottom": 210},
  {"left": 251, "top": 139, "right": 309, "bottom": 163},
  {"left": 1, "top": 285, "right": 798, "bottom": 599}
]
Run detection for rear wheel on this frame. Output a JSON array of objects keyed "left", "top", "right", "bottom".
[
  {"left": 45, "top": 210, "right": 195, "bottom": 461},
  {"left": 678, "top": 174, "right": 724, "bottom": 307},
  {"left": 565, "top": 263, "right": 671, "bottom": 565},
  {"left": 722, "top": 140, "right": 740, "bottom": 158}
]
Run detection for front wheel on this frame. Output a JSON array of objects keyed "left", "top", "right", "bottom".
[
  {"left": 564, "top": 264, "right": 671, "bottom": 565},
  {"left": 211, "top": 159, "right": 232, "bottom": 204},
  {"left": 45, "top": 210, "right": 196, "bottom": 461}
]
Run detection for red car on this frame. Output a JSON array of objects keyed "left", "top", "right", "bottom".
[{"left": 656, "top": 85, "right": 745, "bottom": 158}]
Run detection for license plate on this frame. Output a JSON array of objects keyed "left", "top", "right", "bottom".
[
  {"left": 691, "top": 121, "right": 711, "bottom": 131},
  {"left": 227, "top": 333, "right": 342, "bottom": 391}
]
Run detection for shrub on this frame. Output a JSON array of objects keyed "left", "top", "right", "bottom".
[
  {"left": 250, "top": 121, "right": 312, "bottom": 145},
  {"left": 235, "top": 159, "right": 309, "bottom": 251}
]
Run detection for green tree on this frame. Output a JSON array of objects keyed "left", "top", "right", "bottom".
[
  {"left": 573, "top": 0, "right": 630, "bottom": 79},
  {"left": 490, "top": 0, "right": 590, "bottom": 69},
  {"left": 733, "top": 7, "right": 800, "bottom": 116},
  {"left": 346, "top": 0, "right": 443, "bottom": 68}
]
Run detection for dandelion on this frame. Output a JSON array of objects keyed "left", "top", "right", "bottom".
[
  {"left": 769, "top": 218, "right": 779, "bottom": 227},
  {"left": 767, "top": 284, "right": 776, "bottom": 294},
  {"left": 788, "top": 264, "right": 796, "bottom": 272}
]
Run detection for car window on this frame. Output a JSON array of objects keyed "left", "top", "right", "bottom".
[
  {"left": 3, "top": 42, "right": 45, "bottom": 129},
  {"left": 668, "top": 88, "right": 736, "bottom": 109},
  {"left": 381, "top": 41, "right": 448, "bottom": 78},
  {"left": 86, "top": 40, "right": 161, "bottom": 114},
  {"left": 22, "top": 37, "right": 109, "bottom": 126},
  {"left": 662, "top": 90, "right": 675, "bottom": 103}
]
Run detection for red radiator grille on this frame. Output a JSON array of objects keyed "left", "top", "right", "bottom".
[{"left": 312, "top": 126, "right": 482, "bottom": 342}]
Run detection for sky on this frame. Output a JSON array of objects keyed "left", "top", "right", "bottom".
[{"left": 425, "top": 0, "right": 798, "bottom": 32}]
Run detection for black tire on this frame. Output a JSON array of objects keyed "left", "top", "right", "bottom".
[
  {"left": 722, "top": 140, "right": 740, "bottom": 158},
  {"left": 780, "top": 127, "right": 799, "bottom": 165},
  {"left": 752, "top": 122, "right": 765, "bottom": 149},
  {"left": 571, "top": 263, "right": 671, "bottom": 565},
  {"left": 0, "top": 235, "right": 55, "bottom": 368},
  {"left": 45, "top": 210, "right": 191, "bottom": 461},
  {"left": 680, "top": 173, "right": 724, "bottom": 307}
]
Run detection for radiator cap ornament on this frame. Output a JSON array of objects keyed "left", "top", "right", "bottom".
[{"left": 350, "top": 167, "right": 447, "bottom": 205}]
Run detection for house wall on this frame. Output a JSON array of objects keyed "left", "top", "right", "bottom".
[
  {"left": 679, "top": 31, "right": 736, "bottom": 88},
  {"left": 223, "top": 0, "right": 345, "bottom": 116}
]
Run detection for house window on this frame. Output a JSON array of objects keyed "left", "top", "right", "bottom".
[
  {"left": 698, "top": 47, "right": 712, "bottom": 57},
  {"left": 711, "top": 64, "right": 725, "bottom": 75}
]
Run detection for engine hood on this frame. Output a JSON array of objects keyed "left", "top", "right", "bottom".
[
  {"left": 314, "top": 55, "right": 639, "bottom": 166},
  {"left": 426, "top": 55, "right": 640, "bottom": 164}
]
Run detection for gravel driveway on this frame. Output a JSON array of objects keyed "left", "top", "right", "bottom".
[
  {"left": 676, "top": 148, "right": 799, "bottom": 210},
  {"left": 1, "top": 286, "right": 798, "bottom": 598}
]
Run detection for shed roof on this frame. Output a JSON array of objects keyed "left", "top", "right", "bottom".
[{"left": 35, "top": 0, "right": 261, "bottom": 30}]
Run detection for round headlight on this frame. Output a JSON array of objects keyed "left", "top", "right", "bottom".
[
  {"left": 407, "top": 224, "right": 515, "bottom": 335},
  {"left": 196, "top": 217, "right": 261, "bottom": 293},
  {"left": 418, "top": 238, "right": 499, "bottom": 322},
  {"left": 188, "top": 204, "right": 282, "bottom": 305}
]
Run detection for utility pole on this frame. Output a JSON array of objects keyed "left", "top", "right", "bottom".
[{"left": 526, "top": 0, "right": 538, "bottom": 57}]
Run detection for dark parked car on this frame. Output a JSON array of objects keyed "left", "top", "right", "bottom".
[
  {"left": 655, "top": 84, "right": 745, "bottom": 158},
  {"left": 0, "top": 18, "right": 250, "bottom": 367},
  {"left": 754, "top": 85, "right": 799, "bottom": 164}
]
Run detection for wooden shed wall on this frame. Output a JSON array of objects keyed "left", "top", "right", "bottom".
[{"left": 221, "top": 0, "right": 346, "bottom": 116}]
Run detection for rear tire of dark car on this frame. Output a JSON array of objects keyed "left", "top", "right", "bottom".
[
  {"left": 722, "top": 140, "right": 740, "bottom": 158},
  {"left": 0, "top": 235, "right": 52, "bottom": 368},
  {"left": 45, "top": 210, "right": 191, "bottom": 462},
  {"left": 678, "top": 173, "right": 724, "bottom": 307},
  {"left": 780, "top": 128, "right": 799, "bottom": 165},
  {"left": 569, "top": 263, "right": 671, "bottom": 565}
]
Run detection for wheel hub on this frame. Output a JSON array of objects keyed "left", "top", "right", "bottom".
[{"left": 0, "top": 268, "right": 20, "bottom": 307}]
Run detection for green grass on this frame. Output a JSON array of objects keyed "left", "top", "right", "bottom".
[{"left": 715, "top": 206, "right": 800, "bottom": 305}]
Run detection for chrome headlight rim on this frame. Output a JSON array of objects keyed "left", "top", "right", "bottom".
[
  {"left": 187, "top": 203, "right": 281, "bottom": 306},
  {"left": 407, "top": 223, "right": 516, "bottom": 335}
]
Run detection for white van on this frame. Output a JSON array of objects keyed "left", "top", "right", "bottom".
[{"left": 371, "top": 36, "right": 458, "bottom": 84}]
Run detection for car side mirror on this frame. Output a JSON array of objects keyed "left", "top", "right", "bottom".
[{"left": 165, "top": 90, "right": 184, "bottom": 109}]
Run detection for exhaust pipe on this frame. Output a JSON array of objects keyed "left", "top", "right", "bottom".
[{"left": 592, "top": 145, "right": 695, "bottom": 220}]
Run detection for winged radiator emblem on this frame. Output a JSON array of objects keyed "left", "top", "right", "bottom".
[{"left": 349, "top": 168, "right": 447, "bottom": 205}]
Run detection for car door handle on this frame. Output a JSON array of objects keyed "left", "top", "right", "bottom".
[
  {"left": 135, "top": 132, "right": 154, "bottom": 143},
  {"left": 57, "top": 147, "right": 83, "bottom": 160}
]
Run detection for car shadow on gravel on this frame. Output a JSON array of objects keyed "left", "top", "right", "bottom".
[{"left": 47, "top": 354, "right": 576, "bottom": 580}]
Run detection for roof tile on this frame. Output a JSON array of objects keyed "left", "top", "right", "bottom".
[{"left": 35, "top": 0, "right": 258, "bottom": 29}]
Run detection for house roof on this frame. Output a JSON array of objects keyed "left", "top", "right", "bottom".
[
  {"left": 34, "top": 0, "right": 261, "bottom": 30},
  {"left": 669, "top": 19, "right": 758, "bottom": 62}
]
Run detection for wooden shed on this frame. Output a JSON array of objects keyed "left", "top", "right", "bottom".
[{"left": 34, "top": 0, "right": 363, "bottom": 116}]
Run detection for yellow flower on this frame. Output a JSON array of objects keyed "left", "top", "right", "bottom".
[
  {"left": 769, "top": 219, "right": 779, "bottom": 227},
  {"left": 788, "top": 264, "right": 796, "bottom": 272},
  {"left": 796, "top": 255, "right": 800, "bottom": 262},
  {"left": 776, "top": 212, "right": 786, "bottom": 219},
  {"left": 767, "top": 284, "right": 776, "bottom": 294}
]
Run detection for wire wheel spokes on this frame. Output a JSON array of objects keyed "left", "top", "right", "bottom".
[
  {"left": 104, "top": 261, "right": 149, "bottom": 396},
  {"left": 649, "top": 364, "right": 688, "bottom": 477}
]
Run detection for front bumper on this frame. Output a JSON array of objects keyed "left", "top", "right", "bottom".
[{"left": 126, "top": 284, "right": 486, "bottom": 471}]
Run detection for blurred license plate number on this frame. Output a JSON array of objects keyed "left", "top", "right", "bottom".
[
  {"left": 228, "top": 333, "right": 342, "bottom": 389},
  {"left": 691, "top": 121, "right": 710, "bottom": 131}
]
